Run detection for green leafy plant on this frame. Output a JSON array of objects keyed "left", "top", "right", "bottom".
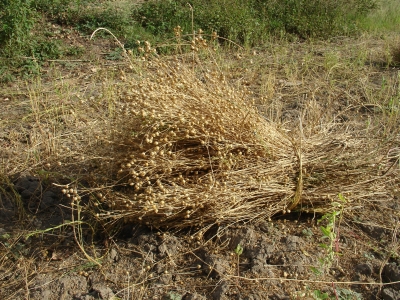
[
  {"left": 313, "top": 287, "right": 363, "bottom": 300},
  {"left": 318, "top": 209, "right": 340, "bottom": 263},
  {"left": 234, "top": 244, "right": 244, "bottom": 256},
  {"left": 0, "top": 0, "right": 36, "bottom": 56},
  {"left": 313, "top": 290, "right": 330, "bottom": 300},
  {"left": 234, "top": 244, "right": 243, "bottom": 283},
  {"left": 302, "top": 228, "right": 314, "bottom": 238},
  {"left": 0, "top": 232, "right": 29, "bottom": 260},
  {"left": 311, "top": 194, "right": 346, "bottom": 276},
  {"left": 336, "top": 288, "right": 362, "bottom": 300},
  {"left": 106, "top": 47, "right": 123, "bottom": 61},
  {"left": 163, "top": 291, "right": 182, "bottom": 300}
]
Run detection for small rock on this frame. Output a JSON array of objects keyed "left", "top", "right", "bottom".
[{"left": 108, "top": 248, "right": 119, "bottom": 263}]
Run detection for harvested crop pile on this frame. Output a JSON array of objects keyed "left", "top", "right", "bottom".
[{"left": 90, "top": 60, "right": 397, "bottom": 229}]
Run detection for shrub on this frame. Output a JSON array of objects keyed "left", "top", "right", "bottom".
[
  {"left": 0, "top": 0, "right": 64, "bottom": 69},
  {"left": 0, "top": 0, "right": 36, "bottom": 56},
  {"left": 133, "top": 0, "right": 378, "bottom": 44},
  {"left": 133, "top": 0, "right": 267, "bottom": 46}
]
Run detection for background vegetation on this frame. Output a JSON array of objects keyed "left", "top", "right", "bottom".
[
  {"left": 133, "top": 0, "right": 376, "bottom": 44},
  {"left": 2, "top": 0, "right": 400, "bottom": 81}
]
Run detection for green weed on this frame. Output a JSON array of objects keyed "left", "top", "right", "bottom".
[
  {"left": 313, "top": 290, "right": 330, "bottom": 300},
  {"left": 234, "top": 244, "right": 244, "bottom": 285},
  {"left": 311, "top": 194, "right": 347, "bottom": 276},
  {"left": 0, "top": 232, "right": 29, "bottom": 260},
  {"left": 163, "top": 291, "right": 182, "bottom": 300},
  {"left": 0, "top": 0, "right": 36, "bottom": 56},
  {"left": 313, "top": 287, "right": 362, "bottom": 300}
]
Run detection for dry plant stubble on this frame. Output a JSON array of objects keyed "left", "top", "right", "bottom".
[{"left": 92, "top": 60, "right": 396, "bottom": 229}]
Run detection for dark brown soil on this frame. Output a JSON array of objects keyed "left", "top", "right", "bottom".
[{"left": 1, "top": 181, "right": 400, "bottom": 299}]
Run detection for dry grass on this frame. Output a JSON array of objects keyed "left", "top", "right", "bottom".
[
  {"left": 1, "top": 35, "right": 399, "bottom": 232},
  {"left": 84, "top": 57, "right": 396, "bottom": 230}
]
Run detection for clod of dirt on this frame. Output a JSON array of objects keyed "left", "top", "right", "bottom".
[
  {"left": 134, "top": 233, "right": 158, "bottom": 253},
  {"left": 282, "top": 235, "right": 303, "bottom": 251},
  {"left": 91, "top": 284, "right": 115, "bottom": 300},
  {"left": 211, "top": 280, "right": 229, "bottom": 300},
  {"left": 382, "top": 288, "right": 400, "bottom": 300},
  {"left": 203, "top": 254, "right": 230, "bottom": 278},
  {"left": 40, "top": 190, "right": 58, "bottom": 209},
  {"left": 224, "top": 227, "right": 257, "bottom": 250},
  {"left": 0, "top": 201, "right": 14, "bottom": 222},
  {"left": 257, "top": 220, "right": 278, "bottom": 234},
  {"left": 158, "top": 235, "right": 181, "bottom": 258},
  {"left": 279, "top": 235, "right": 309, "bottom": 273},
  {"left": 359, "top": 223, "right": 388, "bottom": 241},
  {"left": 248, "top": 235, "right": 276, "bottom": 276},
  {"left": 250, "top": 254, "right": 275, "bottom": 277},
  {"left": 383, "top": 262, "right": 400, "bottom": 290},
  {"left": 31, "top": 274, "right": 88, "bottom": 299},
  {"left": 353, "top": 263, "right": 373, "bottom": 280},
  {"left": 15, "top": 175, "right": 41, "bottom": 199},
  {"left": 79, "top": 284, "right": 115, "bottom": 300}
]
